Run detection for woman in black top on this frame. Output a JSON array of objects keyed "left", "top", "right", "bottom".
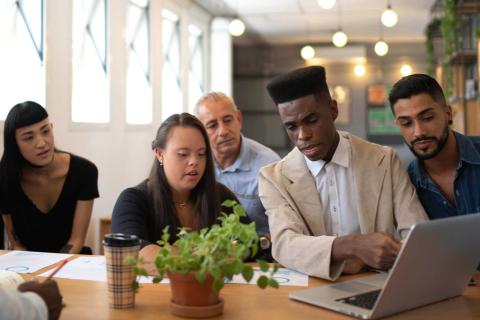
[
  {"left": 112, "top": 113, "right": 250, "bottom": 270},
  {"left": 0, "top": 101, "right": 99, "bottom": 253}
]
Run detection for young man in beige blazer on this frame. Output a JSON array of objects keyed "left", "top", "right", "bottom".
[{"left": 260, "top": 66, "right": 428, "bottom": 280}]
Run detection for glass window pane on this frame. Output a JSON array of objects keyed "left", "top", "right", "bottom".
[
  {"left": 0, "top": 0, "right": 45, "bottom": 119},
  {"left": 188, "top": 24, "right": 204, "bottom": 113},
  {"left": 126, "top": 51, "right": 152, "bottom": 124},
  {"left": 131, "top": 12, "right": 149, "bottom": 77},
  {"left": 126, "top": 1, "right": 151, "bottom": 125},
  {"left": 18, "top": 0, "right": 43, "bottom": 59},
  {"left": 71, "top": 0, "right": 109, "bottom": 123},
  {"left": 89, "top": 0, "right": 106, "bottom": 68},
  {"left": 161, "top": 9, "right": 182, "bottom": 121}
]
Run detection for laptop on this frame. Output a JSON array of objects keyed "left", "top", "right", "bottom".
[{"left": 289, "top": 213, "right": 480, "bottom": 319}]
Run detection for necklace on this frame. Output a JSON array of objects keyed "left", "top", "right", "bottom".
[{"left": 174, "top": 201, "right": 188, "bottom": 208}]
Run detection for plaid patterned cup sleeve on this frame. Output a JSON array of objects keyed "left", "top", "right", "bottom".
[{"left": 104, "top": 245, "right": 140, "bottom": 309}]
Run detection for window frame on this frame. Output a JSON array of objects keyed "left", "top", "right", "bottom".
[
  {"left": 187, "top": 22, "right": 207, "bottom": 113},
  {"left": 85, "top": 0, "right": 108, "bottom": 74},
  {"left": 70, "top": 0, "right": 110, "bottom": 128},
  {"left": 0, "top": 0, "right": 46, "bottom": 121},
  {"left": 128, "top": 1, "right": 150, "bottom": 83},
  {"left": 160, "top": 6, "right": 183, "bottom": 121},
  {"left": 16, "top": 0, "right": 44, "bottom": 63},
  {"left": 124, "top": 0, "right": 153, "bottom": 127}
]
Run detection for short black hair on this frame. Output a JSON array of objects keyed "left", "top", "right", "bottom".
[
  {"left": 266, "top": 66, "right": 330, "bottom": 105},
  {"left": 389, "top": 74, "right": 447, "bottom": 113}
]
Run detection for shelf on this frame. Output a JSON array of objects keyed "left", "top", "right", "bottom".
[
  {"left": 455, "top": 0, "right": 480, "bottom": 15},
  {"left": 449, "top": 49, "right": 477, "bottom": 64}
]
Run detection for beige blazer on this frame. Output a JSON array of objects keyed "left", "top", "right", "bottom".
[{"left": 259, "top": 131, "right": 428, "bottom": 280}]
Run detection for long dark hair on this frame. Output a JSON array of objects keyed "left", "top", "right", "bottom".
[
  {"left": 0, "top": 101, "right": 49, "bottom": 203},
  {"left": 147, "top": 113, "right": 219, "bottom": 240}
]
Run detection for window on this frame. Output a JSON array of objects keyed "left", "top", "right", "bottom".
[
  {"left": 126, "top": 0, "right": 151, "bottom": 125},
  {"left": 0, "top": 0, "right": 45, "bottom": 120},
  {"left": 161, "top": 8, "right": 182, "bottom": 121},
  {"left": 188, "top": 24, "right": 204, "bottom": 113},
  {"left": 71, "top": 0, "right": 109, "bottom": 123}
]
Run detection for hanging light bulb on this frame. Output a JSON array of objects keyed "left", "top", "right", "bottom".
[
  {"left": 374, "top": 40, "right": 389, "bottom": 56},
  {"left": 332, "top": 30, "right": 348, "bottom": 47},
  {"left": 331, "top": 0, "right": 347, "bottom": 47},
  {"left": 317, "top": 0, "right": 336, "bottom": 9},
  {"left": 400, "top": 64, "right": 412, "bottom": 76},
  {"left": 229, "top": 18, "right": 245, "bottom": 36},
  {"left": 354, "top": 65, "right": 366, "bottom": 77},
  {"left": 381, "top": 4, "right": 398, "bottom": 27},
  {"left": 300, "top": 45, "right": 316, "bottom": 60}
]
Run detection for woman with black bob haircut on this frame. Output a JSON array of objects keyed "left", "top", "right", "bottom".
[
  {"left": 112, "top": 113, "right": 250, "bottom": 272},
  {"left": 0, "top": 101, "right": 99, "bottom": 253}
]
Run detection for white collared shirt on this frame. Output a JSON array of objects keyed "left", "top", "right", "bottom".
[{"left": 304, "top": 132, "right": 360, "bottom": 236}]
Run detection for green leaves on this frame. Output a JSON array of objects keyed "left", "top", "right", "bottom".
[
  {"left": 441, "top": 0, "right": 456, "bottom": 98},
  {"left": 241, "top": 265, "right": 253, "bottom": 282},
  {"left": 258, "top": 260, "right": 269, "bottom": 272},
  {"left": 213, "top": 278, "right": 225, "bottom": 292},
  {"left": 195, "top": 270, "right": 206, "bottom": 284},
  {"left": 221, "top": 199, "right": 238, "bottom": 208},
  {"left": 210, "top": 266, "right": 222, "bottom": 280},
  {"left": 130, "top": 200, "right": 278, "bottom": 292},
  {"left": 256, "top": 261, "right": 279, "bottom": 289},
  {"left": 233, "top": 203, "right": 246, "bottom": 217},
  {"left": 268, "top": 278, "right": 279, "bottom": 288},
  {"left": 257, "top": 275, "right": 268, "bottom": 289},
  {"left": 256, "top": 275, "right": 278, "bottom": 289},
  {"left": 273, "top": 263, "right": 279, "bottom": 272},
  {"left": 132, "top": 266, "right": 148, "bottom": 277},
  {"left": 131, "top": 280, "right": 140, "bottom": 291}
]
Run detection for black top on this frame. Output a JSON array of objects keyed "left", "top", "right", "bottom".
[
  {"left": 111, "top": 181, "right": 251, "bottom": 248},
  {"left": 0, "top": 154, "right": 99, "bottom": 252},
  {"left": 0, "top": 218, "right": 3, "bottom": 249}
]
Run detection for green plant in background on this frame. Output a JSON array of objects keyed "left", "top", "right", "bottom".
[
  {"left": 425, "top": 18, "right": 441, "bottom": 77},
  {"left": 441, "top": 0, "right": 457, "bottom": 99},
  {"left": 129, "top": 200, "right": 278, "bottom": 292}
]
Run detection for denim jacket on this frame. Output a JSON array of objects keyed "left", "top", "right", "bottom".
[{"left": 407, "top": 131, "right": 480, "bottom": 219}]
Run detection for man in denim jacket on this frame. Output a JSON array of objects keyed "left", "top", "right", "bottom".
[{"left": 390, "top": 74, "right": 480, "bottom": 219}]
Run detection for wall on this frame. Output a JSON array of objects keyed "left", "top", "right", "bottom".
[
  {"left": 1, "top": 1, "right": 428, "bottom": 252},
  {"left": 233, "top": 41, "right": 428, "bottom": 164},
  {"left": 0, "top": 0, "right": 215, "bottom": 253}
]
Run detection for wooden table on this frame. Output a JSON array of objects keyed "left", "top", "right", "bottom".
[{"left": 2, "top": 251, "right": 479, "bottom": 319}]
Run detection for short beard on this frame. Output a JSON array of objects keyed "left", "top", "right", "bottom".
[{"left": 407, "top": 125, "right": 450, "bottom": 161}]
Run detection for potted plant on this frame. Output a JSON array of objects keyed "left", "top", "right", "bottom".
[{"left": 129, "top": 200, "right": 278, "bottom": 318}]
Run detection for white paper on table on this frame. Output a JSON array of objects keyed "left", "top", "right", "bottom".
[
  {"left": 37, "top": 256, "right": 308, "bottom": 287},
  {"left": 229, "top": 268, "right": 308, "bottom": 286},
  {"left": 136, "top": 268, "right": 308, "bottom": 287},
  {"left": 0, "top": 251, "right": 73, "bottom": 274},
  {"left": 38, "top": 256, "right": 168, "bottom": 284}
]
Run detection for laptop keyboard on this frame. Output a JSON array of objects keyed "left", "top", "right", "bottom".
[{"left": 335, "top": 289, "right": 381, "bottom": 310}]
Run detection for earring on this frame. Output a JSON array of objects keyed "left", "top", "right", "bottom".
[
  {"left": 159, "top": 159, "right": 163, "bottom": 166},
  {"left": 448, "top": 120, "right": 453, "bottom": 125}
]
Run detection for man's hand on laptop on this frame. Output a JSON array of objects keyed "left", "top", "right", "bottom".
[
  {"left": 333, "top": 232, "right": 401, "bottom": 272},
  {"left": 353, "top": 233, "right": 401, "bottom": 270},
  {"left": 342, "top": 257, "right": 367, "bottom": 274}
]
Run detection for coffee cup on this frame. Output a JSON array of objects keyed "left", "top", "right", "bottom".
[{"left": 103, "top": 233, "right": 140, "bottom": 309}]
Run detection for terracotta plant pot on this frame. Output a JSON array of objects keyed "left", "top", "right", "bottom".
[{"left": 167, "top": 271, "right": 224, "bottom": 318}]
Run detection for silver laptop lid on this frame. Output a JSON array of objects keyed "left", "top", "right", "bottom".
[{"left": 371, "top": 213, "right": 480, "bottom": 319}]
